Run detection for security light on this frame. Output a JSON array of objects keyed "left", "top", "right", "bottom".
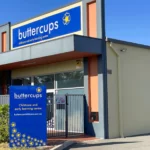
[{"left": 120, "top": 48, "right": 127, "bottom": 52}]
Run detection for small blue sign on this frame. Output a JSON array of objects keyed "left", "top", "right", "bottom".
[
  {"left": 9, "top": 86, "right": 46, "bottom": 148},
  {"left": 12, "top": 6, "right": 81, "bottom": 49}
]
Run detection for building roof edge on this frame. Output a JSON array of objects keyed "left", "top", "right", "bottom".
[{"left": 106, "top": 37, "right": 150, "bottom": 49}]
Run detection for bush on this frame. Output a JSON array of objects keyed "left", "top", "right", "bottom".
[{"left": 0, "top": 104, "right": 9, "bottom": 143}]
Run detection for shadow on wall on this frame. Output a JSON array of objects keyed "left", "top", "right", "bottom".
[{"left": 84, "top": 95, "right": 95, "bottom": 137}]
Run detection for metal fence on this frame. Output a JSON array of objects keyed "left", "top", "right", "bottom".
[
  {"left": 0, "top": 95, "right": 9, "bottom": 105},
  {"left": 47, "top": 94, "right": 84, "bottom": 138}
]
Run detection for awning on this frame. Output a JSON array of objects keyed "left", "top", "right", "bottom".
[{"left": 0, "top": 35, "right": 102, "bottom": 70}]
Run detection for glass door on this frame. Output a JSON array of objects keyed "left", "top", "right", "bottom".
[{"left": 47, "top": 90, "right": 55, "bottom": 129}]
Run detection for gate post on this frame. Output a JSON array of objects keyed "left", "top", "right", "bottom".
[{"left": 65, "top": 94, "right": 68, "bottom": 138}]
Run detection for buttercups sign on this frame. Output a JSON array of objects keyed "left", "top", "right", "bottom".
[
  {"left": 14, "top": 87, "right": 43, "bottom": 99},
  {"left": 9, "top": 86, "right": 47, "bottom": 148},
  {"left": 11, "top": 4, "right": 82, "bottom": 49}
]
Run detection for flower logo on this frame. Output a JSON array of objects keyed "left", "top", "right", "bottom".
[
  {"left": 22, "top": 134, "right": 26, "bottom": 138},
  {"left": 17, "top": 142, "right": 20, "bottom": 146},
  {"left": 43, "top": 143, "right": 46, "bottom": 146},
  {"left": 10, "top": 122, "right": 46, "bottom": 148},
  {"left": 40, "top": 140, "right": 43, "bottom": 143},
  {"left": 34, "top": 138, "right": 37, "bottom": 142},
  {"left": 10, "top": 140, "right": 14, "bottom": 143},
  {"left": 12, "top": 128, "right": 17, "bottom": 133},
  {"left": 29, "top": 141, "right": 34, "bottom": 146},
  {"left": 16, "top": 132, "right": 21, "bottom": 138},
  {"left": 21, "top": 138, "right": 26, "bottom": 144},
  {"left": 11, "top": 122, "right": 16, "bottom": 127},
  {"left": 63, "top": 12, "right": 71, "bottom": 25},
  {"left": 36, "top": 87, "right": 42, "bottom": 93}
]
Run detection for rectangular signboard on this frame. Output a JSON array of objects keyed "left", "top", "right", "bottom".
[
  {"left": 56, "top": 95, "right": 66, "bottom": 104},
  {"left": 11, "top": 6, "right": 81, "bottom": 49},
  {"left": 9, "top": 86, "right": 46, "bottom": 148}
]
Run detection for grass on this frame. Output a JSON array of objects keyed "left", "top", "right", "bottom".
[
  {"left": 0, "top": 143, "right": 36, "bottom": 150},
  {"left": 0, "top": 143, "right": 51, "bottom": 150}
]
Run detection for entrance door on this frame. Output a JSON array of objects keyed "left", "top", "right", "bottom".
[{"left": 47, "top": 90, "right": 55, "bottom": 129}]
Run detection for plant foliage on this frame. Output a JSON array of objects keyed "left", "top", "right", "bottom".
[{"left": 0, "top": 105, "right": 9, "bottom": 143}]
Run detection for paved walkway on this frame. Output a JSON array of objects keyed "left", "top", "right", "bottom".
[{"left": 65, "top": 135, "right": 150, "bottom": 150}]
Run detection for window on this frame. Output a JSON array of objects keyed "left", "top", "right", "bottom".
[
  {"left": 34, "top": 75, "right": 54, "bottom": 89},
  {"left": 12, "top": 77, "right": 31, "bottom": 86},
  {"left": 56, "top": 70, "right": 84, "bottom": 89},
  {"left": 12, "top": 79, "right": 23, "bottom": 85},
  {"left": 11, "top": 70, "right": 84, "bottom": 90},
  {"left": 23, "top": 77, "right": 31, "bottom": 85}
]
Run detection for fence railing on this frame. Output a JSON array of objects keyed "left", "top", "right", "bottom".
[{"left": 0, "top": 95, "right": 9, "bottom": 105}]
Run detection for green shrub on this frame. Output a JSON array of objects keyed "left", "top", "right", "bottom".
[{"left": 0, "top": 104, "right": 9, "bottom": 143}]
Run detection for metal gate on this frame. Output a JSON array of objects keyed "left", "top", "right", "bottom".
[
  {"left": 0, "top": 95, "right": 9, "bottom": 104},
  {"left": 47, "top": 94, "right": 84, "bottom": 138}
]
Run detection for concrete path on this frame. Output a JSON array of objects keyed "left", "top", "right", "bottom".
[{"left": 65, "top": 135, "right": 150, "bottom": 150}]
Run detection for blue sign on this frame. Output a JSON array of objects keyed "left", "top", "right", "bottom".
[
  {"left": 9, "top": 86, "right": 46, "bottom": 148},
  {"left": 12, "top": 6, "right": 81, "bottom": 49}
]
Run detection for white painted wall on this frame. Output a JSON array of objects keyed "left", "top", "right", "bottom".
[
  {"left": 12, "top": 59, "right": 83, "bottom": 78},
  {"left": 106, "top": 43, "right": 120, "bottom": 138},
  {"left": 107, "top": 41, "right": 150, "bottom": 138}
]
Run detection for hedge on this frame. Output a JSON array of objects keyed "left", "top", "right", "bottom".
[{"left": 0, "top": 104, "right": 9, "bottom": 143}]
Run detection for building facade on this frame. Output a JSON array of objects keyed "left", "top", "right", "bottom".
[
  {"left": 106, "top": 39, "right": 150, "bottom": 138},
  {"left": 0, "top": 0, "right": 150, "bottom": 139}
]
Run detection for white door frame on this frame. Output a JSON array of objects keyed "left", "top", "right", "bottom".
[{"left": 46, "top": 89, "right": 55, "bottom": 93}]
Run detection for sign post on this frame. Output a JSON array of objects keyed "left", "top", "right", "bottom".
[{"left": 9, "top": 86, "right": 46, "bottom": 148}]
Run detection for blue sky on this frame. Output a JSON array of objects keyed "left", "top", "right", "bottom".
[{"left": 0, "top": 0, "right": 149, "bottom": 45}]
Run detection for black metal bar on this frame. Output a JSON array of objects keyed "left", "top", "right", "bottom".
[{"left": 65, "top": 94, "right": 68, "bottom": 138}]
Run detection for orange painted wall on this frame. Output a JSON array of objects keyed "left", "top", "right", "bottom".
[
  {"left": 87, "top": 1, "right": 99, "bottom": 120},
  {"left": 2, "top": 32, "right": 7, "bottom": 52},
  {"left": 87, "top": 1, "right": 97, "bottom": 37},
  {"left": 88, "top": 56, "right": 99, "bottom": 112}
]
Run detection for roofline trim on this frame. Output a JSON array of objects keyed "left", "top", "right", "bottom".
[
  {"left": 106, "top": 37, "right": 150, "bottom": 49},
  {"left": 0, "top": 22, "right": 11, "bottom": 27}
]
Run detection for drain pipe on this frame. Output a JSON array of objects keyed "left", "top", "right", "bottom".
[{"left": 108, "top": 41, "right": 124, "bottom": 138}]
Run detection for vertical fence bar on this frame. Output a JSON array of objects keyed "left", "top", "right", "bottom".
[
  {"left": 83, "top": 95, "right": 85, "bottom": 134},
  {"left": 65, "top": 94, "right": 68, "bottom": 138}
]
